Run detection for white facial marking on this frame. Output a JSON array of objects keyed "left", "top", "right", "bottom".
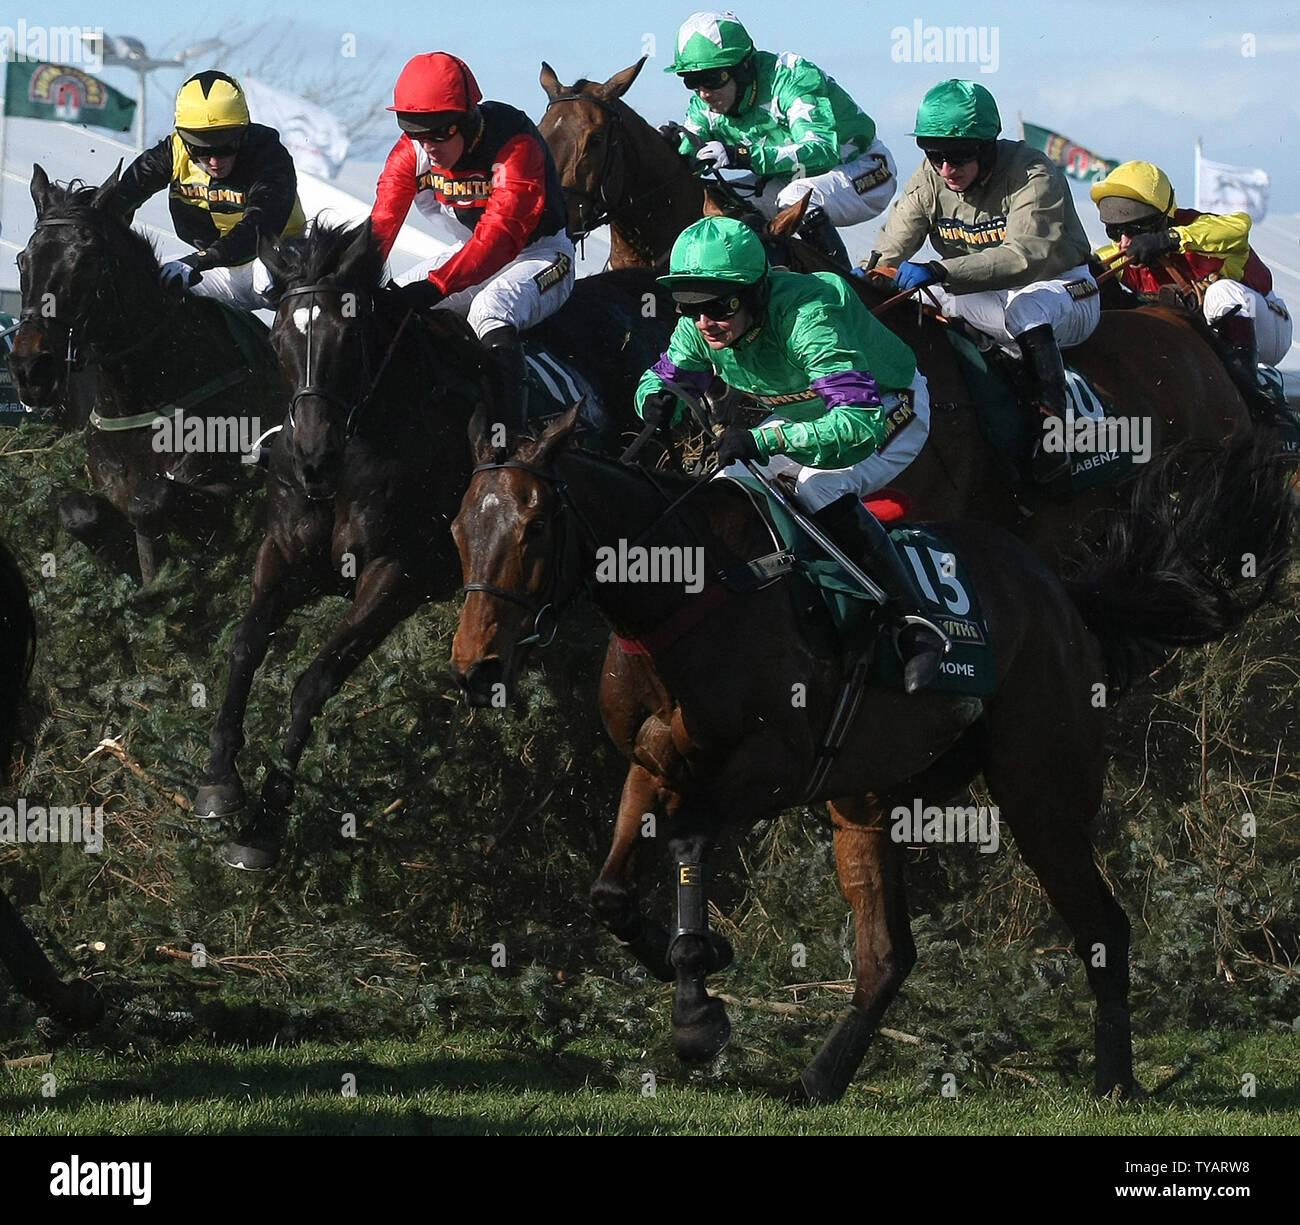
[
  {"left": 480, "top": 492, "right": 501, "bottom": 512},
  {"left": 292, "top": 305, "right": 321, "bottom": 334}
]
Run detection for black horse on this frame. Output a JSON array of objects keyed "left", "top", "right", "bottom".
[
  {"left": 9, "top": 164, "right": 284, "bottom": 582},
  {"left": 197, "top": 219, "right": 675, "bottom": 870},
  {"left": 0, "top": 539, "right": 103, "bottom": 1029}
]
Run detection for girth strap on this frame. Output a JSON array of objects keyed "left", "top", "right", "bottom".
[{"left": 89, "top": 368, "right": 250, "bottom": 431}]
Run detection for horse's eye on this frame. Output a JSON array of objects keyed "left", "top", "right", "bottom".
[{"left": 523, "top": 516, "right": 548, "bottom": 539}]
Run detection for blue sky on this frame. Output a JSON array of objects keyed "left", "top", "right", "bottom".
[{"left": 11, "top": 0, "right": 1300, "bottom": 209}]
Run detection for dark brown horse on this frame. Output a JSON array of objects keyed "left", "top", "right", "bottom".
[
  {"left": 198, "top": 220, "right": 676, "bottom": 870},
  {"left": 9, "top": 165, "right": 282, "bottom": 582},
  {"left": 448, "top": 407, "right": 1292, "bottom": 1102},
  {"left": 0, "top": 538, "right": 103, "bottom": 1029}
]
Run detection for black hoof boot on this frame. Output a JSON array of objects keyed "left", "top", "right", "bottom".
[
  {"left": 673, "top": 996, "right": 732, "bottom": 1064},
  {"left": 220, "top": 821, "right": 281, "bottom": 872},
  {"left": 1095, "top": 1003, "right": 1139, "bottom": 1098},
  {"left": 194, "top": 777, "right": 247, "bottom": 821}
]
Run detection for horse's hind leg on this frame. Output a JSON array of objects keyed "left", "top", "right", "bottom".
[
  {"left": 58, "top": 492, "right": 140, "bottom": 581},
  {"left": 222, "top": 557, "right": 426, "bottom": 870},
  {"left": 196, "top": 537, "right": 320, "bottom": 819},
  {"left": 790, "top": 796, "right": 916, "bottom": 1105},
  {"left": 0, "top": 890, "right": 102, "bottom": 1029},
  {"left": 982, "top": 711, "right": 1135, "bottom": 1096}
]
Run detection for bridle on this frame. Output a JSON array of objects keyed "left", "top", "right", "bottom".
[
  {"left": 24, "top": 214, "right": 160, "bottom": 372},
  {"left": 544, "top": 93, "right": 696, "bottom": 242},
  {"left": 275, "top": 282, "right": 413, "bottom": 439},
  {"left": 459, "top": 453, "right": 719, "bottom": 651}
]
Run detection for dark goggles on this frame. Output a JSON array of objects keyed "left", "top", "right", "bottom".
[
  {"left": 923, "top": 146, "right": 979, "bottom": 168},
  {"left": 680, "top": 67, "right": 733, "bottom": 91},
  {"left": 675, "top": 293, "right": 744, "bottom": 321},
  {"left": 413, "top": 120, "right": 462, "bottom": 143},
  {"left": 1104, "top": 217, "right": 1165, "bottom": 241},
  {"left": 184, "top": 136, "right": 242, "bottom": 160}
]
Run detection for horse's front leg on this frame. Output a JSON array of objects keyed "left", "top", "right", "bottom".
[
  {"left": 592, "top": 764, "right": 734, "bottom": 981},
  {"left": 222, "top": 556, "right": 428, "bottom": 870},
  {"left": 667, "top": 823, "right": 733, "bottom": 1064},
  {"left": 127, "top": 477, "right": 234, "bottom": 583},
  {"left": 196, "top": 535, "right": 321, "bottom": 819},
  {"left": 58, "top": 491, "right": 141, "bottom": 581}
]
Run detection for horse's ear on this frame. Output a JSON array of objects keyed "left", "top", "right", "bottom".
[
  {"left": 30, "top": 164, "right": 53, "bottom": 217},
  {"left": 702, "top": 187, "right": 726, "bottom": 218},
  {"left": 91, "top": 160, "right": 123, "bottom": 210},
  {"left": 337, "top": 218, "right": 374, "bottom": 283},
  {"left": 259, "top": 232, "right": 293, "bottom": 291},
  {"left": 539, "top": 61, "right": 566, "bottom": 102},
  {"left": 597, "top": 58, "right": 646, "bottom": 101},
  {"left": 530, "top": 400, "right": 584, "bottom": 466},
  {"left": 467, "top": 403, "right": 497, "bottom": 465},
  {"left": 770, "top": 192, "right": 811, "bottom": 239}
]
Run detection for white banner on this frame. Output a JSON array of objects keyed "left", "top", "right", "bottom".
[
  {"left": 1195, "top": 149, "right": 1270, "bottom": 222},
  {"left": 242, "top": 77, "right": 349, "bottom": 180}
]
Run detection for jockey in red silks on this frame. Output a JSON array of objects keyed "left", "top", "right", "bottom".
[{"left": 371, "top": 52, "right": 575, "bottom": 433}]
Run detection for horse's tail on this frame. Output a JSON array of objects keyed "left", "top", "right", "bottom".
[
  {"left": 0, "top": 539, "right": 36, "bottom": 778},
  {"left": 1066, "top": 430, "right": 1295, "bottom": 697}
]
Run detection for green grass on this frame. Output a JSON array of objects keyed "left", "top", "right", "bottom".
[{"left": 3, "top": 1025, "right": 1297, "bottom": 1136}]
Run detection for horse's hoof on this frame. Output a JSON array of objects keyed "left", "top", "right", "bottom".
[
  {"left": 194, "top": 779, "right": 246, "bottom": 820},
  {"left": 53, "top": 979, "right": 104, "bottom": 1031},
  {"left": 672, "top": 998, "right": 731, "bottom": 1065},
  {"left": 771, "top": 1076, "right": 818, "bottom": 1106},
  {"left": 220, "top": 829, "right": 280, "bottom": 872},
  {"left": 1096, "top": 1077, "right": 1143, "bottom": 1101}
]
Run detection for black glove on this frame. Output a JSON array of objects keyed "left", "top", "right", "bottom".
[
  {"left": 715, "top": 425, "right": 760, "bottom": 468},
  {"left": 640, "top": 389, "right": 679, "bottom": 432},
  {"left": 397, "top": 279, "right": 445, "bottom": 311},
  {"left": 1125, "top": 229, "right": 1179, "bottom": 265}
]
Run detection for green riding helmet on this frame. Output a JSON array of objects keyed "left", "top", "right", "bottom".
[
  {"left": 666, "top": 10, "right": 756, "bottom": 73},
  {"left": 911, "top": 79, "right": 1002, "bottom": 141},
  {"left": 658, "top": 216, "right": 769, "bottom": 299}
]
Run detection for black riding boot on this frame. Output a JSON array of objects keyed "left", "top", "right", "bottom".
[
  {"left": 481, "top": 324, "right": 528, "bottom": 438},
  {"left": 1016, "top": 323, "right": 1071, "bottom": 486},
  {"left": 1211, "top": 312, "right": 1266, "bottom": 408},
  {"left": 812, "top": 493, "right": 949, "bottom": 694},
  {"left": 797, "top": 204, "right": 851, "bottom": 271}
]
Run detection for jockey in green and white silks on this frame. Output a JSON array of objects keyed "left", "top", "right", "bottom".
[
  {"left": 667, "top": 10, "right": 895, "bottom": 268},
  {"left": 635, "top": 216, "right": 948, "bottom": 692},
  {"left": 871, "top": 79, "right": 1099, "bottom": 484}
]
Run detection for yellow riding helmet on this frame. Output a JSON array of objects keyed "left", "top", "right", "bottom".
[
  {"left": 174, "top": 71, "right": 250, "bottom": 143},
  {"left": 1090, "top": 161, "right": 1176, "bottom": 225}
]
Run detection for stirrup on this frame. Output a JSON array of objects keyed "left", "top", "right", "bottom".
[{"left": 898, "top": 612, "right": 951, "bottom": 651}]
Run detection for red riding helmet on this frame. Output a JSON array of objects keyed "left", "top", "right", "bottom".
[{"left": 389, "top": 52, "right": 483, "bottom": 132}]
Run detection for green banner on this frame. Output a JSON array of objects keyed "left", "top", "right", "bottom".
[
  {"left": 1022, "top": 121, "right": 1117, "bottom": 183},
  {"left": 4, "top": 58, "right": 135, "bottom": 131}
]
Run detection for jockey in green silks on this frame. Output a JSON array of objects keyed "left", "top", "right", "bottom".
[{"left": 635, "top": 215, "right": 949, "bottom": 692}]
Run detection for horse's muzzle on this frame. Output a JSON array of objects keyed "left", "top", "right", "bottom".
[
  {"left": 451, "top": 656, "right": 511, "bottom": 708},
  {"left": 8, "top": 324, "right": 62, "bottom": 406}
]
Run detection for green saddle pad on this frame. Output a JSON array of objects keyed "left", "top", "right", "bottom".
[{"left": 724, "top": 472, "right": 996, "bottom": 697}]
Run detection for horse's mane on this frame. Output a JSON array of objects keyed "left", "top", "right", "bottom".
[
  {"left": 43, "top": 178, "right": 160, "bottom": 271},
  {"left": 277, "top": 218, "right": 388, "bottom": 291}
]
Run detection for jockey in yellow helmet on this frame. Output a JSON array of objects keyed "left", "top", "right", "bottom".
[
  {"left": 117, "top": 71, "right": 305, "bottom": 309},
  {"left": 1091, "top": 160, "right": 1291, "bottom": 404}
]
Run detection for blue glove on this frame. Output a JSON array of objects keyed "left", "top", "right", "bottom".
[
  {"left": 893, "top": 261, "right": 939, "bottom": 292},
  {"left": 160, "top": 259, "right": 201, "bottom": 291}
]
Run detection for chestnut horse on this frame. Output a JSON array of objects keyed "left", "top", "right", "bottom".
[{"left": 449, "top": 407, "right": 1292, "bottom": 1102}]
